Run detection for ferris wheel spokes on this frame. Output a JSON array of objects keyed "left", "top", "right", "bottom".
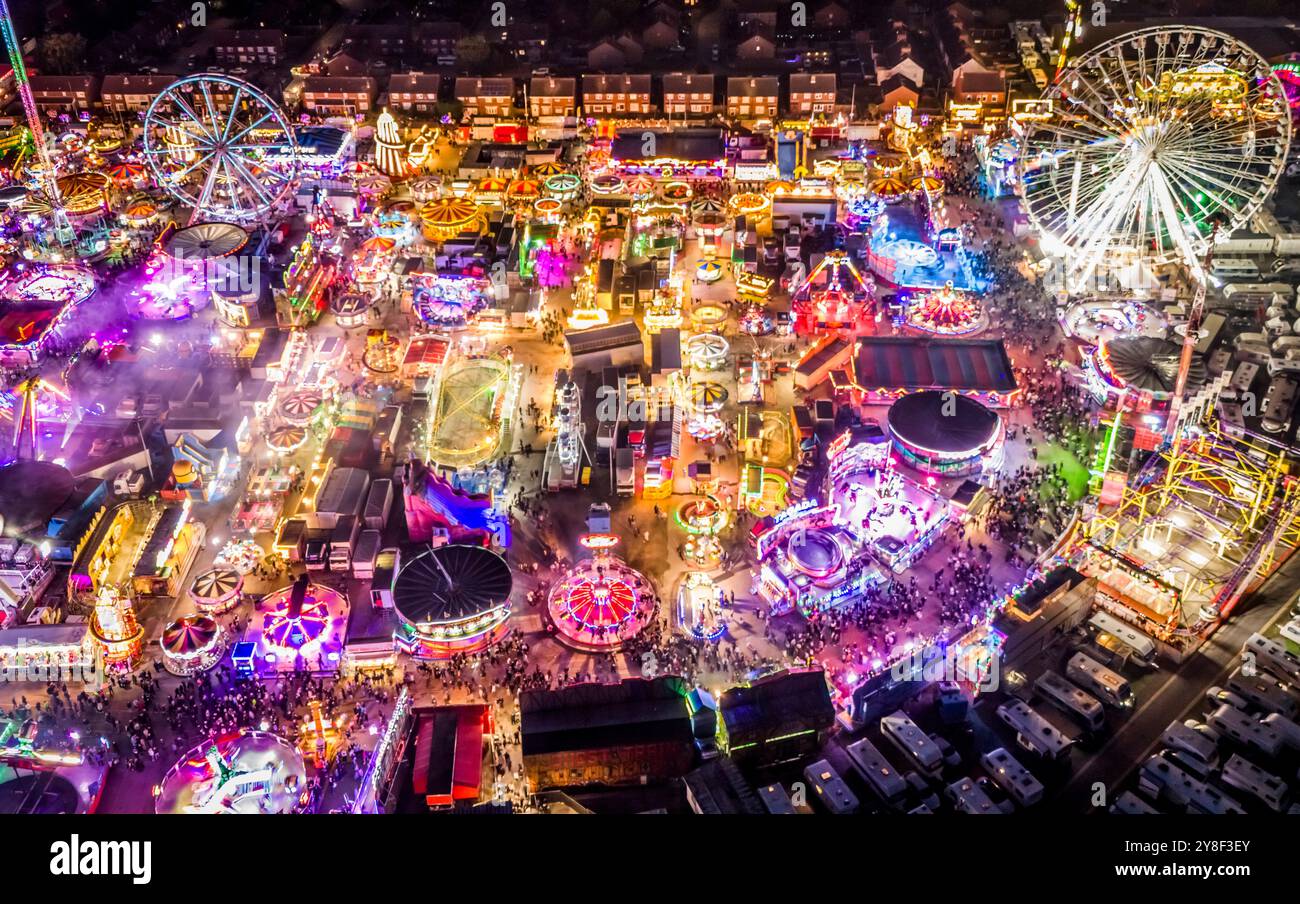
[
  {"left": 143, "top": 73, "right": 298, "bottom": 224},
  {"left": 1018, "top": 26, "right": 1291, "bottom": 292}
]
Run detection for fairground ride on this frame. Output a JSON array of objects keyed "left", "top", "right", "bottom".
[{"left": 0, "top": 0, "right": 74, "bottom": 249}]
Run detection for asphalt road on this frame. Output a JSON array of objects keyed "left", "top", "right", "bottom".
[{"left": 1054, "top": 549, "right": 1300, "bottom": 811}]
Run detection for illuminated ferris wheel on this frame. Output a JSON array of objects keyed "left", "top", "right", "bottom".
[
  {"left": 1018, "top": 27, "right": 1291, "bottom": 293},
  {"left": 143, "top": 73, "right": 298, "bottom": 223}
]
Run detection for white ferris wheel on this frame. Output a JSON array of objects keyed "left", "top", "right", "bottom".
[
  {"left": 1017, "top": 26, "right": 1291, "bottom": 293},
  {"left": 143, "top": 73, "right": 298, "bottom": 223}
]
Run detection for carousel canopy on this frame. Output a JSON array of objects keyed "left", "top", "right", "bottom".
[
  {"left": 266, "top": 424, "right": 307, "bottom": 450},
  {"left": 887, "top": 390, "right": 1000, "bottom": 454},
  {"left": 162, "top": 616, "right": 219, "bottom": 655},
  {"left": 107, "top": 162, "right": 145, "bottom": 183},
  {"left": 529, "top": 161, "right": 567, "bottom": 177},
  {"left": 507, "top": 179, "right": 540, "bottom": 198},
  {"left": 278, "top": 389, "right": 323, "bottom": 420},
  {"left": 164, "top": 222, "right": 249, "bottom": 260},
  {"left": 871, "top": 176, "right": 909, "bottom": 197},
  {"left": 393, "top": 544, "right": 513, "bottom": 626},
  {"left": 191, "top": 567, "right": 241, "bottom": 600},
  {"left": 1102, "top": 337, "right": 1207, "bottom": 396},
  {"left": 420, "top": 197, "right": 480, "bottom": 226},
  {"left": 57, "top": 171, "right": 110, "bottom": 195}
]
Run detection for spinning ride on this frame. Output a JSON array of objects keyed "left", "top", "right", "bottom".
[
  {"left": 189, "top": 567, "right": 242, "bottom": 615},
  {"left": 155, "top": 731, "right": 307, "bottom": 814},
  {"left": 547, "top": 538, "right": 655, "bottom": 651},
  {"left": 905, "top": 282, "right": 988, "bottom": 335},
  {"left": 393, "top": 544, "right": 513, "bottom": 659},
  {"left": 887, "top": 391, "right": 1003, "bottom": 478},
  {"left": 161, "top": 615, "right": 225, "bottom": 675}
]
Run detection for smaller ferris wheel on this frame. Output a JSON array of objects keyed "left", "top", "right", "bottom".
[{"left": 143, "top": 73, "right": 298, "bottom": 223}]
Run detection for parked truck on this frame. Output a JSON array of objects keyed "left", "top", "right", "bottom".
[
  {"left": 615, "top": 447, "right": 635, "bottom": 496},
  {"left": 363, "top": 479, "right": 394, "bottom": 531}
]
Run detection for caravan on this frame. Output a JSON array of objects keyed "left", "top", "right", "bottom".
[
  {"left": 996, "top": 700, "right": 1074, "bottom": 761},
  {"left": 1034, "top": 670, "right": 1105, "bottom": 732},
  {"left": 980, "top": 747, "right": 1044, "bottom": 807},
  {"left": 1066, "top": 652, "right": 1134, "bottom": 708},
  {"left": 802, "top": 760, "right": 860, "bottom": 814},
  {"left": 1086, "top": 611, "right": 1157, "bottom": 666},
  {"left": 1138, "top": 754, "right": 1246, "bottom": 814},
  {"left": 845, "top": 737, "right": 907, "bottom": 805}
]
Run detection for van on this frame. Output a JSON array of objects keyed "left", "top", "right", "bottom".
[
  {"left": 1066, "top": 652, "right": 1134, "bottom": 708},
  {"left": 1030, "top": 68, "right": 1047, "bottom": 90},
  {"left": 784, "top": 230, "right": 802, "bottom": 262}
]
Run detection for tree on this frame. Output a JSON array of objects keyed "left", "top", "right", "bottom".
[
  {"left": 455, "top": 35, "right": 491, "bottom": 69},
  {"left": 39, "top": 33, "right": 88, "bottom": 74}
]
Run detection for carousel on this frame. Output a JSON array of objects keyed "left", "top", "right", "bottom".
[
  {"left": 189, "top": 567, "right": 243, "bottom": 615},
  {"left": 419, "top": 197, "right": 482, "bottom": 242},
  {"left": 686, "top": 333, "right": 729, "bottom": 371},
  {"left": 266, "top": 423, "right": 308, "bottom": 455},
  {"left": 276, "top": 388, "right": 324, "bottom": 426},
  {"left": 543, "top": 173, "right": 582, "bottom": 202},
  {"left": 161, "top": 615, "right": 226, "bottom": 676},
  {"left": 688, "top": 381, "right": 728, "bottom": 414}
]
